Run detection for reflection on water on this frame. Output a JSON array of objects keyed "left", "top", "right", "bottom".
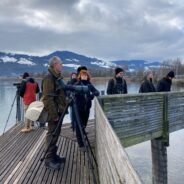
[{"left": 0, "top": 80, "right": 184, "bottom": 183}]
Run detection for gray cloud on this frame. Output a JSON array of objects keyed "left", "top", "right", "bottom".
[{"left": 0, "top": 0, "right": 184, "bottom": 61}]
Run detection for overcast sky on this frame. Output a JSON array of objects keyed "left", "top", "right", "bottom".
[{"left": 0, "top": 0, "right": 184, "bottom": 61}]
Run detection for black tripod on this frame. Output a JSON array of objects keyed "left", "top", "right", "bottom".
[
  {"left": 3, "top": 84, "right": 22, "bottom": 134},
  {"left": 41, "top": 92, "right": 98, "bottom": 184}
]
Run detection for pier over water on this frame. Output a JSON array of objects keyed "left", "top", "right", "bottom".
[
  {"left": 1, "top": 91, "right": 184, "bottom": 183},
  {"left": 95, "top": 91, "right": 184, "bottom": 184}
]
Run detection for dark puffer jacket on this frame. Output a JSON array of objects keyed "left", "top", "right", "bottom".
[
  {"left": 157, "top": 77, "right": 172, "bottom": 92},
  {"left": 139, "top": 79, "right": 156, "bottom": 93},
  {"left": 107, "top": 77, "right": 127, "bottom": 95},
  {"left": 75, "top": 80, "right": 100, "bottom": 111},
  {"left": 41, "top": 67, "right": 67, "bottom": 121}
]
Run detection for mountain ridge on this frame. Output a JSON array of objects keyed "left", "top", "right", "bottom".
[{"left": 0, "top": 51, "right": 162, "bottom": 76}]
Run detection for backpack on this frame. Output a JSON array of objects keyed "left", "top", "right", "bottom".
[{"left": 112, "top": 77, "right": 126, "bottom": 94}]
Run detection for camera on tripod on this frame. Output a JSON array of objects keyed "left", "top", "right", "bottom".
[
  {"left": 13, "top": 82, "right": 21, "bottom": 87},
  {"left": 56, "top": 78, "right": 89, "bottom": 94}
]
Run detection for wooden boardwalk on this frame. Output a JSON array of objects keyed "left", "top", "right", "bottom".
[{"left": 0, "top": 121, "right": 96, "bottom": 184}]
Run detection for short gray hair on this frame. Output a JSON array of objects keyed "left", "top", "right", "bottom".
[{"left": 49, "top": 56, "right": 62, "bottom": 67}]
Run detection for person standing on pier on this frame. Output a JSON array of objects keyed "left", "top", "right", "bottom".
[
  {"left": 67, "top": 72, "right": 78, "bottom": 131},
  {"left": 42, "top": 56, "right": 67, "bottom": 170},
  {"left": 107, "top": 67, "right": 127, "bottom": 95},
  {"left": 75, "top": 67, "right": 100, "bottom": 150},
  {"left": 139, "top": 69, "right": 156, "bottom": 93},
  {"left": 157, "top": 70, "right": 175, "bottom": 92},
  {"left": 20, "top": 72, "right": 40, "bottom": 133}
]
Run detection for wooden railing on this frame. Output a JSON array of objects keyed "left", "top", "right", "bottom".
[
  {"left": 95, "top": 91, "right": 184, "bottom": 184},
  {"left": 95, "top": 97, "right": 142, "bottom": 184},
  {"left": 99, "top": 92, "right": 184, "bottom": 147}
]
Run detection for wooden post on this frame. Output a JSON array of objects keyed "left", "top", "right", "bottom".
[
  {"left": 151, "top": 94, "right": 169, "bottom": 184},
  {"left": 151, "top": 140, "right": 167, "bottom": 184}
]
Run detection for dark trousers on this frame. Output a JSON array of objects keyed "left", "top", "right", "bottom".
[
  {"left": 70, "top": 106, "right": 76, "bottom": 131},
  {"left": 79, "top": 109, "right": 90, "bottom": 128},
  {"left": 75, "top": 109, "right": 90, "bottom": 147},
  {"left": 45, "top": 120, "right": 61, "bottom": 162}
]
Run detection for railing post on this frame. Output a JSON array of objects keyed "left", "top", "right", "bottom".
[
  {"left": 151, "top": 94, "right": 169, "bottom": 184},
  {"left": 162, "top": 94, "right": 169, "bottom": 146}
]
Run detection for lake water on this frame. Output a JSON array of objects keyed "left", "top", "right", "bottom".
[
  {"left": 0, "top": 79, "right": 184, "bottom": 183},
  {"left": 0, "top": 79, "right": 140, "bottom": 135}
]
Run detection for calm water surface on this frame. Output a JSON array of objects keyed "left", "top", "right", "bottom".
[{"left": 0, "top": 79, "right": 184, "bottom": 183}]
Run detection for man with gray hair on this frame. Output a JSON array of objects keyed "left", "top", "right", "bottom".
[{"left": 41, "top": 56, "right": 67, "bottom": 170}]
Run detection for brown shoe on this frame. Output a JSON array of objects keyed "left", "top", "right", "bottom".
[{"left": 21, "top": 127, "right": 32, "bottom": 133}]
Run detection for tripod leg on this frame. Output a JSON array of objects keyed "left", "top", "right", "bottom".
[
  {"left": 3, "top": 93, "right": 17, "bottom": 134},
  {"left": 40, "top": 99, "right": 72, "bottom": 162},
  {"left": 73, "top": 101, "right": 98, "bottom": 184}
]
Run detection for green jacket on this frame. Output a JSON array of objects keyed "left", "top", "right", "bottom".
[{"left": 41, "top": 67, "right": 67, "bottom": 121}]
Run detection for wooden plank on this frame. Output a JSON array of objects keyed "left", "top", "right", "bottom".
[
  {"left": 18, "top": 141, "right": 45, "bottom": 183},
  {"left": 0, "top": 121, "right": 97, "bottom": 184},
  {"left": 65, "top": 139, "right": 75, "bottom": 184},
  {"left": 48, "top": 132, "right": 66, "bottom": 184},
  {"left": 55, "top": 138, "right": 70, "bottom": 184},
  {"left": 11, "top": 131, "right": 46, "bottom": 183},
  {"left": 1, "top": 129, "right": 43, "bottom": 181},
  {"left": 70, "top": 142, "right": 79, "bottom": 184},
  {"left": 2, "top": 129, "right": 43, "bottom": 183},
  {"left": 60, "top": 138, "right": 72, "bottom": 183}
]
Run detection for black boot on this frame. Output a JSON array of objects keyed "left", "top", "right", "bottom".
[
  {"left": 45, "top": 160, "right": 61, "bottom": 170},
  {"left": 54, "top": 154, "right": 66, "bottom": 163}
]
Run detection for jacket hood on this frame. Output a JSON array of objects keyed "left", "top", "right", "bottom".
[{"left": 27, "top": 77, "right": 35, "bottom": 83}]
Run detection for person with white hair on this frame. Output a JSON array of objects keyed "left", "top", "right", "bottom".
[{"left": 41, "top": 56, "right": 67, "bottom": 170}]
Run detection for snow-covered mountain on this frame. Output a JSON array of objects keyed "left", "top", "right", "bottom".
[
  {"left": 0, "top": 51, "right": 115, "bottom": 76},
  {"left": 111, "top": 60, "right": 162, "bottom": 72},
  {"left": 0, "top": 51, "right": 162, "bottom": 76}
]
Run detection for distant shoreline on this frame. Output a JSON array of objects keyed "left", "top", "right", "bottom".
[
  {"left": 0, "top": 76, "right": 111, "bottom": 79},
  {"left": 0, "top": 76, "right": 111, "bottom": 82},
  {"left": 0, "top": 77, "right": 22, "bottom": 81},
  {"left": 0, "top": 76, "right": 183, "bottom": 86}
]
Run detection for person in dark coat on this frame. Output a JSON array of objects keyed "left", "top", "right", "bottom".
[
  {"left": 107, "top": 67, "right": 127, "bottom": 94},
  {"left": 67, "top": 72, "right": 78, "bottom": 131},
  {"left": 75, "top": 68, "right": 99, "bottom": 149},
  {"left": 157, "top": 71, "right": 175, "bottom": 92},
  {"left": 42, "top": 56, "right": 67, "bottom": 170},
  {"left": 67, "top": 72, "right": 77, "bottom": 85},
  {"left": 139, "top": 70, "right": 156, "bottom": 93}
]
